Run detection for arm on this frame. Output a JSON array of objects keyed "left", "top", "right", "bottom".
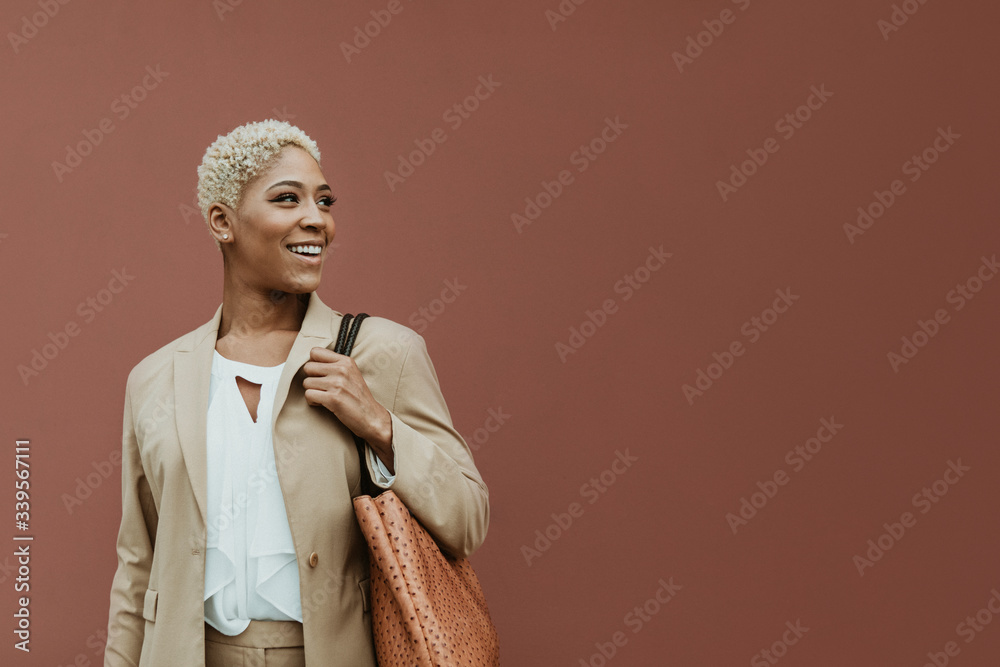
[
  {"left": 104, "top": 376, "right": 158, "bottom": 666},
  {"left": 364, "top": 333, "right": 490, "bottom": 559}
]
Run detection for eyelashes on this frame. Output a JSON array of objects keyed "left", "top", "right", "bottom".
[{"left": 272, "top": 192, "right": 337, "bottom": 206}]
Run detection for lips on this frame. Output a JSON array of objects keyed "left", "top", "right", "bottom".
[{"left": 286, "top": 245, "right": 323, "bottom": 265}]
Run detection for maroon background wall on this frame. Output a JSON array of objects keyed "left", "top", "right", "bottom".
[{"left": 3, "top": 0, "right": 999, "bottom": 665}]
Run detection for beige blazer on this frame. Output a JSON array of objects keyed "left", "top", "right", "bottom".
[{"left": 104, "top": 290, "right": 490, "bottom": 666}]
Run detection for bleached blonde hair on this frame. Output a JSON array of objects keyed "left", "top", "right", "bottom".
[{"left": 196, "top": 119, "right": 322, "bottom": 251}]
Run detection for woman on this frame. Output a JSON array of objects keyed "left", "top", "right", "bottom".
[{"left": 104, "top": 119, "right": 491, "bottom": 666}]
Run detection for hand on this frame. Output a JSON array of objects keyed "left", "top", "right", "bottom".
[{"left": 302, "top": 347, "right": 394, "bottom": 472}]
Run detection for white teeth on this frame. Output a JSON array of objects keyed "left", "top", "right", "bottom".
[{"left": 288, "top": 244, "right": 321, "bottom": 255}]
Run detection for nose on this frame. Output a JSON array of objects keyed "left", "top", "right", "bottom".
[{"left": 299, "top": 200, "right": 333, "bottom": 236}]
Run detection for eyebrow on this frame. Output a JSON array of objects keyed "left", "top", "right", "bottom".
[{"left": 266, "top": 179, "right": 332, "bottom": 193}]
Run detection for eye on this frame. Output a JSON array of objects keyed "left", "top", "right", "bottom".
[{"left": 271, "top": 192, "right": 337, "bottom": 207}]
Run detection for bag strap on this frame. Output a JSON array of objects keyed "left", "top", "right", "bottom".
[
  {"left": 334, "top": 312, "right": 368, "bottom": 357},
  {"left": 330, "top": 313, "right": 378, "bottom": 498}
]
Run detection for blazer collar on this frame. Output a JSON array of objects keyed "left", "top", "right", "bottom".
[{"left": 172, "top": 290, "right": 340, "bottom": 528}]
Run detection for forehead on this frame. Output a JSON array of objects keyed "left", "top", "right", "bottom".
[{"left": 251, "top": 146, "right": 325, "bottom": 189}]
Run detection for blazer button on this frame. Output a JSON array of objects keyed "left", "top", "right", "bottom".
[{"left": 308, "top": 552, "right": 319, "bottom": 568}]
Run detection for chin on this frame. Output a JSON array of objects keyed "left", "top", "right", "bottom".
[{"left": 291, "top": 276, "right": 322, "bottom": 293}]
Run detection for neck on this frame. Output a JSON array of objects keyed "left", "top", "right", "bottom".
[{"left": 217, "top": 278, "right": 310, "bottom": 340}]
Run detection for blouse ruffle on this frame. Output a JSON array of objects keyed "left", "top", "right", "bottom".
[{"left": 204, "top": 351, "right": 300, "bottom": 635}]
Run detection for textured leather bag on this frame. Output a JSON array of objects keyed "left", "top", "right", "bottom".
[{"left": 332, "top": 313, "right": 501, "bottom": 666}]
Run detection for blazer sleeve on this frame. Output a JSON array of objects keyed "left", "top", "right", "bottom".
[
  {"left": 105, "top": 374, "right": 158, "bottom": 666},
  {"left": 368, "top": 332, "right": 490, "bottom": 559}
]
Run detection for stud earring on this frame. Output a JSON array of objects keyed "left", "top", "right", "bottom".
[{"left": 223, "top": 234, "right": 229, "bottom": 239}]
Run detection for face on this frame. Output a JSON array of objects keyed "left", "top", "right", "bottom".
[{"left": 209, "top": 145, "right": 335, "bottom": 295}]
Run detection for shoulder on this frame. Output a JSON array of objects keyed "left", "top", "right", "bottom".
[
  {"left": 349, "top": 314, "right": 424, "bottom": 366},
  {"left": 125, "top": 318, "right": 215, "bottom": 396},
  {"left": 352, "top": 314, "right": 421, "bottom": 347},
  {"left": 346, "top": 314, "right": 449, "bottom": 410}
]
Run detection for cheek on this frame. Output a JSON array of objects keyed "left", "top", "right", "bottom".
[{"left": 252, "top": 230, "right": 287, "bottom": 257}]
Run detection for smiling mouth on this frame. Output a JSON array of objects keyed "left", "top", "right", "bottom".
[{"left": 286, "top": 244, "right": 323, "bottom": 257}]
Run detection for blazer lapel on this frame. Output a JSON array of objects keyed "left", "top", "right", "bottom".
[{"left": 172, "top": 291, "right": 339, "bottom": 528}]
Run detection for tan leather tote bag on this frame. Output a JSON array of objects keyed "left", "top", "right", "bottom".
[{"left": 333, "top": 313, "right": 501, "bottom": 666}]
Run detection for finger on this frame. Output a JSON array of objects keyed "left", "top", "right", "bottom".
[
  {"left": 302, "top": 376, "right": 324, "bottom": 391},
  {"left": 303, "top": 375, "right": 347, "bottom": 393},
  {"left": 302, "top": 357, "right": 343, "bottom": 377},
  {"left": 309, "top": 347, "right": 342, "bottom": 362},
  {"left": 304, "top": 387, "right": 331, "bottom": 409}
]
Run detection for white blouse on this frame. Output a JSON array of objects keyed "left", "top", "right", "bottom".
[{"left": 204, "top": 349, "right": 396, "bottom": 635}]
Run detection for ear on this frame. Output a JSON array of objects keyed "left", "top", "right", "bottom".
[{"left": 207, "top": 201, "right": 236, "bottom": 244}]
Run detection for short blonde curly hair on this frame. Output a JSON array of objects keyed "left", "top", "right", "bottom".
[{"left": 197, "top": 119, "right": 322, "bottom": 251}]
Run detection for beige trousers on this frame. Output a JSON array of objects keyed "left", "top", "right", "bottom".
[{"left": 204, "top": 620, "right": 305, "bottom": 667}]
